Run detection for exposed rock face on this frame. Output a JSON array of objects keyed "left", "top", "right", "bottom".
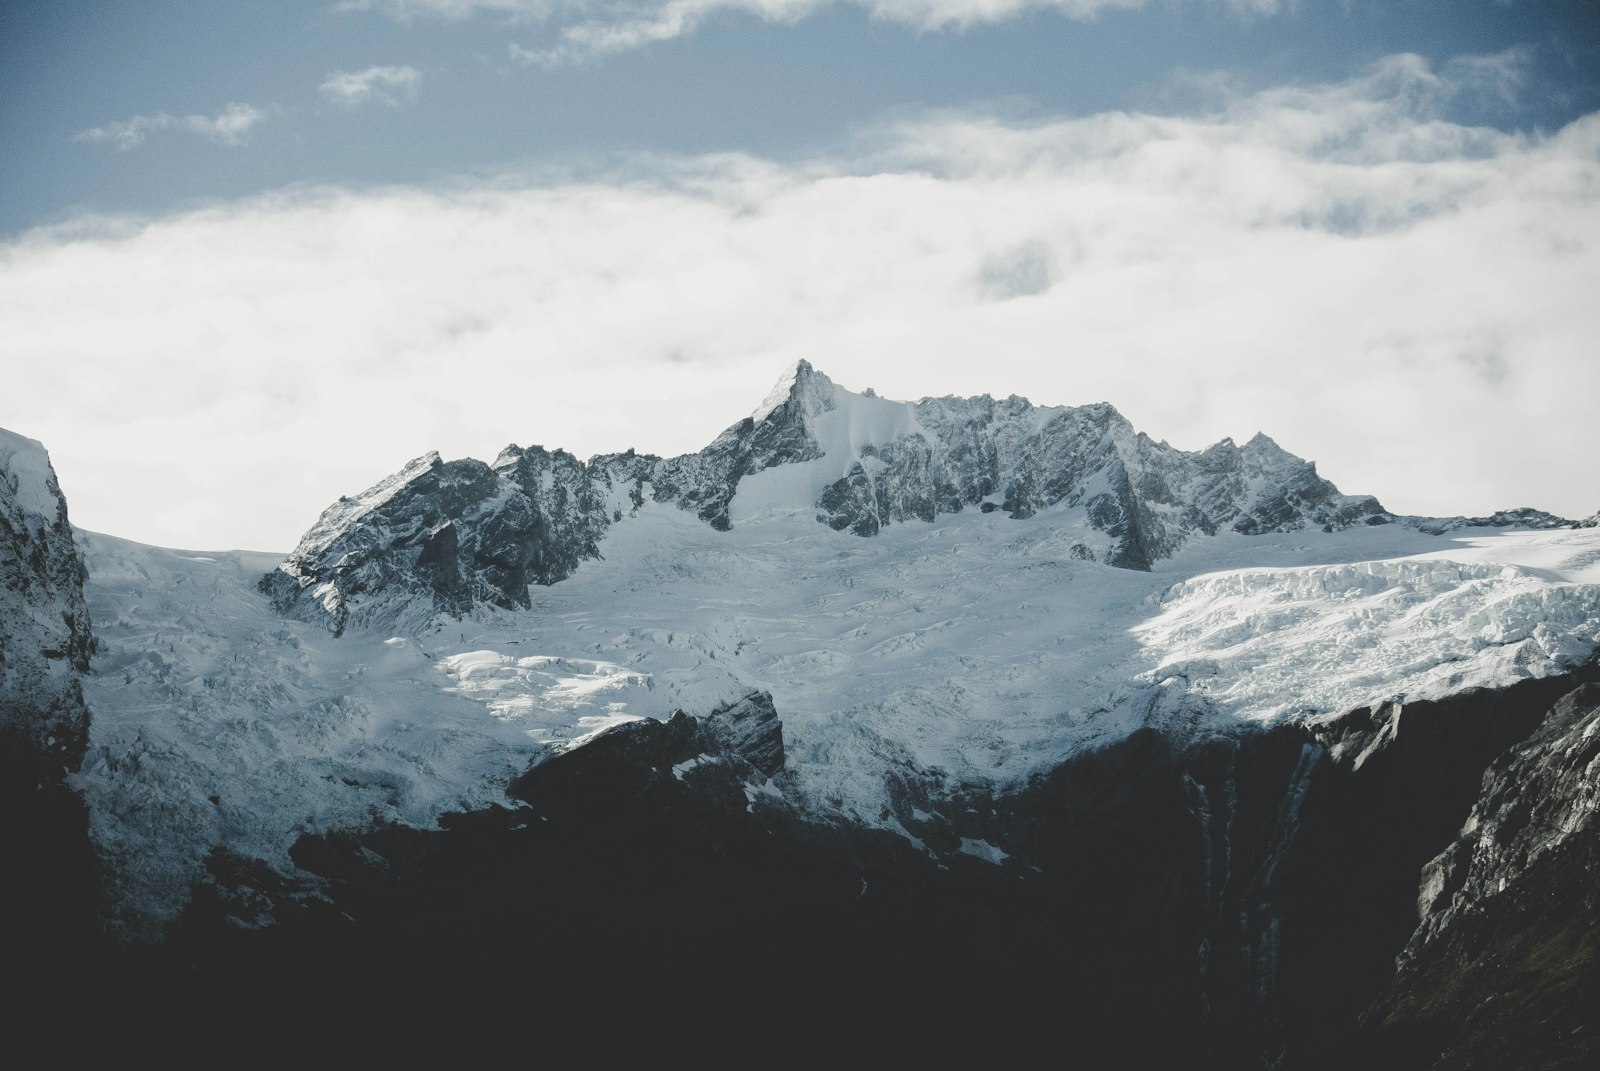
[
  {"left": 1345, "top": 681, "right": 1600, "bottom": 1070},
  {"left": 0, "top": 428, "right": 92, "bottom": 783},
  {"left": 702, "top": 690, "right": 785, "bottom": 779},
  {"left": 1412, "top": 506, "right": 1581, "bottom": 535},
  {"left": 906, "top": 396, "right": 1383, "bottom": 569},
  {"left": 262, "top": 362, "right": 1405, "bottom": 632},
  {"left": 260, "top": 447, "right": 615, "bottom": 634},
  {"left": 1409, "top": 682, "right": 1600, "bottom": 952}
]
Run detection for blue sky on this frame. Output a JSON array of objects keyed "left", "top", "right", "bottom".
[
  {"left": 6, "top": 0, "right": 1596, "bottom": 233},
  {"left": 2, "top": 1, "right": 1598, "bottom": 547}
]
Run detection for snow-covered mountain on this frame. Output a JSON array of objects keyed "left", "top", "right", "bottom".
[
  {"left": 262, "top": 361, "right": 1394, "bottom": 634},
  {"left": 3, "top": 368, "right": 1598, "bottom": 1065}
]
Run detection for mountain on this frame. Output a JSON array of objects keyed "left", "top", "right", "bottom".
[
  {"left": 2, "top": 368, "right": 1598, "bottom": 1064},
  {"left": 261, "top": 361, "right": 1390, "bottom": 634}
]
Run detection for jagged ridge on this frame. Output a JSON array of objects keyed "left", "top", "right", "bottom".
[{"left": 261, "top": 362, "right": 1579, "bottom": 633}]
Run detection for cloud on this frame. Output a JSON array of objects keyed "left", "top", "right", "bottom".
[
  {"left": 510, "top": 0, "right": 836, "bottom": 66},
  {"left": 345, "top": 0, "right": 1288, "bottom": 64},
  {"left": 507, "top": 0, "right": 1288, "bottom": 64},
  {"left": 73, "top": 103, "right": 268, "bottom": 150},
  {"left": 319, "top": 65, "right": 424, "bottom": 108},
  {"left": 979, "top": 241, "right": 1054, "bottom": 300},
  {"left": 10, "top": 52, "right": 1599, "bottom": 549},
  {"left": 334, "top": 0, "right": 566, "bottom": 17}
]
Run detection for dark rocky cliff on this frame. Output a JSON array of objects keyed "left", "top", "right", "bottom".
[
  {"left": 0, "top": 430, "right": 98, "bottom": 993},
  {"left": 1336, "top": 682, "right": 1600, "bottom": 1070}
]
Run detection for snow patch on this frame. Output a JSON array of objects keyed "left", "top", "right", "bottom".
[{"left": 959, "top": 837, "right": 1010, "bottom": 864}]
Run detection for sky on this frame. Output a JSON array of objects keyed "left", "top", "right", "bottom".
[{"left": 2, "top": 0, "right": 1598, "bottom": 551}]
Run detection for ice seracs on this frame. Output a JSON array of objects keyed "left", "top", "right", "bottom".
[{"left": 1135, "top": 551, "right": 1600, "bottom": 725}]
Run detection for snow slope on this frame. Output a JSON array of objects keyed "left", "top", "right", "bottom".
[
  {"left": 72, "top": 507, "right": 1600, "bottom": 936},
  {"left": 73, "top": 534, "right": 552, "bottom": 937}
]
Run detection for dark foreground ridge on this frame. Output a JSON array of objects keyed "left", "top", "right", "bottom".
[{"left": 39, "top": 662, "right": 1596, "bottom": 1067}]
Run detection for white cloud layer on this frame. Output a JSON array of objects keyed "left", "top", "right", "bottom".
[
  {"left": 73, "top": 103, "right": 268, "bottom": 151},
  {"left": 11, "top": 53, "right": 1598, "bottom": 550},
  {"left": 319, "top": 65, "right": 424, "bottom": 108}
]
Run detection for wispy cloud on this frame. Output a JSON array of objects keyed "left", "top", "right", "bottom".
[
  {"left": 334, "top": 0, "right": 565, "bottom": 17},
  {"left": 346, "top": 0, "right": 1289, "bottom": 64},
  {"left": 74, "top": 103, "right": 268, "bottom": 151},
  {"left": 320, "top": 65, "right": 424, "bottom": 108},
  {"left": 13, "top": 52, "right": 1598, "bottom": 548},
  {"left": 516, "top": 0, "right": 1289, "bottom": 64}
]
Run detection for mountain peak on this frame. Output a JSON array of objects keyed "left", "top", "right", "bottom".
[
  {"left": 751, "top": 359, "right": 835, "bottom": 423},
  {"left": 1243, "top": 431, "right": 1279, "bottom": 450}
]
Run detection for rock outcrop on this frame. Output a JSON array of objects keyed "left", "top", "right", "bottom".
[
  {"left": 702, "top": 690, "right": 786, "bottom": 779},
  {"left": 510, "top": 688, "right": 786, "bottom": 814},
  {"left": 1412, "top": 506, "right": 1580, "bottom": 535}
]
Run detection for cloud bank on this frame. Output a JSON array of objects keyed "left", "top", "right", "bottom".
[
  {"left": 73, "top": 103, "right": 269, "bottom": 151},
  {"left": 320, "top": 65, "right": 424, "bottom": 108},
  {"left": 10, "top": 53, "right": 1598, "bottom": 549}
]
